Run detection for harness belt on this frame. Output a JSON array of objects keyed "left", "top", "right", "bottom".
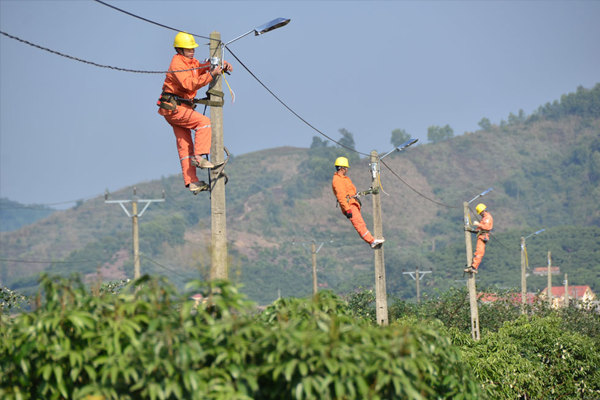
[{"left": 157, "top": 92, "right": 196, "bottom": 111}]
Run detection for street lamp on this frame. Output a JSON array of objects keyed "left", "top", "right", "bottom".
[{"left": 520, "top": 228, "right": 545, "bottom": 312}]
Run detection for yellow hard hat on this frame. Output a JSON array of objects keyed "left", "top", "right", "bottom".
[
  {"left": 476, "top": 203, "right": 487, "bottom": 214},
  {"left": 334, "top": 157, "right": 349, "bottom": 168},
  {"left": 173, "top": 32, "right": 198, "bottom": 49}
]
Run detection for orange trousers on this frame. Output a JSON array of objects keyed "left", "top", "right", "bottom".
[
  {"left": 347, "top": 204, "right": 375, "bottom": 244},
  {"left": 163, "top": 104, "right": 212, "bottom": 186},
  {"left": 472, "top": 234, "right": 488, "bottom": 270}
]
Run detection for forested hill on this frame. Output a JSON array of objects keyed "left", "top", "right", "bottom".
[{"left": 1, "top": 84, "right": 599, "bottom": 304}]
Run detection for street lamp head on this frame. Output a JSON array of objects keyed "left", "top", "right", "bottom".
[
  {"left": 534, "top": 229, "right": 546, "bottom": 235},
  {"left": 254, "top": 18, "right": 291, "bottom": 36}
]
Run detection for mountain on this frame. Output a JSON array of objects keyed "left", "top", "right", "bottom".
[
  {"left": 0, "top": 198, "right": 55, "bottom": 232},
  {"left": 1, "top": 84, "right": 599, "bottom": 304}
]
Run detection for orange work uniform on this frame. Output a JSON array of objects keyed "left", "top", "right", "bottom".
[
  {"left": 332, "top": 172, "right": 375, "bottom": 244},
  {"left": 158, "top": 54, "right": 214, "bottom": 186},
  {"left": 472, "top": 210, "right": 493, "bottom": 270}
]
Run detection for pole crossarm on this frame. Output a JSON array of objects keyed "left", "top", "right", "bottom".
[{"left": 403, "top": 270, "right": 432, "bottom": 280}]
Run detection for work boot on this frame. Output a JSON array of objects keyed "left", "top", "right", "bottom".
[
  {"left": 191, "top": 156, "right": 214, "bottom": 169},
  {"left": 370, "top": 238, "right": 385, "bottom": 249},
  {"left": 464, "top": 266, "right": 478, "bottom": 274},
  {"left": 189, "top": 181, "right": 209, "bottom": 195}
]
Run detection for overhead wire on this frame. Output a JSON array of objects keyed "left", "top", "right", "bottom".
[
  {"left": 92, "top": 0, "right": 215, "bottom": 42},
  {"left": 380, "top": 159, "right": 460, "bottom": 209},
  {"left": 141, "top": 255, "right": 197, "bottom": 280},
  {"left": 0, "top": 31, "right": 210, "bottom": 75}
]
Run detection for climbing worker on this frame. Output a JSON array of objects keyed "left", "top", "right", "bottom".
[
  {"left": 332, "top": 157, "right": 385, "bottom": 249},
  {"left": 464, "top": 203, "right": 494, "bottom": 273},
  {"left": 157, "top": 31, "right": 232, "bottom": 194}
]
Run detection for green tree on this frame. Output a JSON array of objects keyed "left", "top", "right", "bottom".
[
  {"left": 427, "top": 124, "right": 454, "bottom": 143},
  {"left": 337, "top": 128, "right": 356, "bottom": 150},
  {"left": 390, "top": 128, "right": 410, "bottom": 147},
  {"left": 477, "top": 118, "right": 491, "bottom": 131}
]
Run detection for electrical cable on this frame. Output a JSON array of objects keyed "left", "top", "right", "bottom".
[
  {"left": 92, "top": 0, "right": 215, "bottom": 42},
  {"left": 224, "top": 46, "right": 370, "bottom": 157},
  {"left": 0, "top": 258, "right": 110, "bottom": 264},
  {"left": 141, "top": 255, "right": 196, "bottom": 280},
  {"left": 380, "top": 159, "right": 460, "bottom": 209},
  {"left": 0, "top": 31, "right": 210, "bottom": 75}
]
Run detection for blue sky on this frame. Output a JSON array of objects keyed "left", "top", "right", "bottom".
[{"left": 1, "top": 1, "right": 599, "bottom": 208}]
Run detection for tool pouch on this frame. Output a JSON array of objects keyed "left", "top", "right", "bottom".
[{"left": 157, "top": 94, "right": 177, "bottom": 111}]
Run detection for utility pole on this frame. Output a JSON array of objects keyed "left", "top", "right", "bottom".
[
  {"left": 464, "top": 201, "right": 480, "bottom": 341},
  {"left": 209, "top": 31, "right": 228, "bottom": 280},
  {"left": 371, "top": 139, "right": 417, "bottom": 326},
  {"left": 403, "top": 267, "right": 432, "bottom": 303},
  {"left": 294, "top": 239, "right": 331, "bottom": 297},
  {"left": 370, "top": 150, "right": 388, "bottom": 326},
  {"left": 105, "top": 188, "right": 165, "bottom": 279},
  {"left": 547, "top": 251, "right": 552, "bottom": 307},
  {"left": 520, "top": 236, "right": 526, "bottom": 314},
  {"left": 564, "top": 273, "right": 569, "bottom": 308}
]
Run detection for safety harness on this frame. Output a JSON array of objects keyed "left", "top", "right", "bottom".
[{"left": 157, "top": 88, "right": 225, "bottom": 112}]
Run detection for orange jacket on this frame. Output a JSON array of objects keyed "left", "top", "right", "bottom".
[
  {"left": 161, "top": 54, "right": 213, "bottom": 100},
  {"left": 332, "top": 173, "right": 360, "bottom": 215},
  {"left": 477, "top": 211, "right": 493, "bottom": 232}
]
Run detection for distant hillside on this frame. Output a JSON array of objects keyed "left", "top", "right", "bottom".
[
  {"left": 1, "top": 85, "right": 599, "bottom": 304},
  {"left": 0, "top": 198, "right": 55, "bottom": 232}
]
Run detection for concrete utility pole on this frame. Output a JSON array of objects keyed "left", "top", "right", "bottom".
[
  {"left": 520, "top": 236, "right": 527, "bottom": 314},
  {"left": 564, "top": 273, "right": 569, "bottom": 307},
  {"left": 547, "top": 251, "right": 552, "bottom": 307},
  {"left": 370, "top": 150, "right": 388, "bottom": 326},
  {"left": 521, "top": 229, "right": 544, "bottom": 313},
  {"left": 105, "top": 188, "right": 165, "bottom": 279},
  {"left": 209, "top": 31, "right": 228, "bottom": 280},
  {"left": 294, "top": 239, "right": 330, "bottom": 297},
  {"left": 403, "top": 267, "right": 432, "bottom": 303},
  {"left": 464, "top": 201, "right": 480, "bottom": 341}
]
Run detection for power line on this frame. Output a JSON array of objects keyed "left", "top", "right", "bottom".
[
  {"left": 225, "top": 46, "right": 370, "bottom": 157},
  {"left": 380, "top": 159, "right": 460, "bottom": 209},
  {"left": 0, "top": 31, "right": 210, "bottom": 75},
  {"left": 141, "top": 255, "right": 195, "bottom": 280},
  {"left": 0, "top": 258, "right": 109, "bottom": 264},
  {"left": 92, "top": 0, "right": 215, "bottom": 42}
]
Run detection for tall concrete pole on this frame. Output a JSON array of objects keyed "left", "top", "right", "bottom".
[
  {"left": 105, "top": 188, "right": 164, "bottom": 281},
  {"left": 521, "top": 237, "right": 527, "bottom": 314},
  {"left": 463, "top": 202, "right": 480, "bottom": 341},
  {"left": 547, "top": 251, "right": 552, "bottom": 307},
  {"left": 564, "top": 273, "right": 569, "bottom": 307},
  {"left": 132, "top": 197, "right": 140, "bottom": 280},
  {"left": 371, "top": 150, "right": 388, "bottom": 326},
  {"left": 311, "top": 241, "right": 318, "bottom": 297},
  {"left": 209, "top": 31, "right": 228, "bottom": 280},
  {"left": 415, "top": 267, "right": 421, "bottom": 304}
]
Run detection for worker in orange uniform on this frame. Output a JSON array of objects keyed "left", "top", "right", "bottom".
[
  {"left": 157, "top": 32, "right": 232, "bottom": 194},
  {"left": 464, "top": 203, "right": 494, "bottom": 273},
  {"left": 332, "top": 157, "right": 385, "bottom": 249}
]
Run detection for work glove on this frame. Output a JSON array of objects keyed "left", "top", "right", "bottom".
[{"left": 346, "top": 211, "right": 353, "bottom": 219}]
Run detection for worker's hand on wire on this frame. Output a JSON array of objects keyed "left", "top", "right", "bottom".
[
  {"left": 473, "top": 221, "right": 480, "bottom": 226},
  {"left": 222, "top": 61, "right": 233, "bottom": 73},
  {"left": 211, "top": 65, "right": 223, "bottom": 77},
  {"left": 346, "top": 211, "right": 353, "bottom": 219}
]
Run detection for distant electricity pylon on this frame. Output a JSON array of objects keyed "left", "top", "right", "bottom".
[
  {"left": 105, "top": 187, "right": 164, "bottom": 279},
  {"left": 402, "top": 267, "right": 433, "bottom": 303},
  {"left": 293, "top": 237, "right": 333, "bottom": 297}
]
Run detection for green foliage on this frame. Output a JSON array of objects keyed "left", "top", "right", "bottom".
[
  {"left": 462, "top": 315, "right": 600, "bottom": 399},
  {"left": 477, "top": 118, "right": 491, "bottom": 131},
  {"left": 0, "top": 275, "right": 483, "bottom": 400},
  {"left": 0, "top": 197, "right": 55, "bottom": 232},
  {"left": 536, "top": 83, "right": 600, "bottom": 121},
  {"left": 427, "top": 124, "right": 454, "bottom": 143},
  {"left": 390, "top": 128, "right": 410, "bottom": 147}
]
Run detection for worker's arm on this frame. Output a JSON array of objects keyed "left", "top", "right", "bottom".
[{"left": 170, "top": 57, "right": 213, "bottom": 93}]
